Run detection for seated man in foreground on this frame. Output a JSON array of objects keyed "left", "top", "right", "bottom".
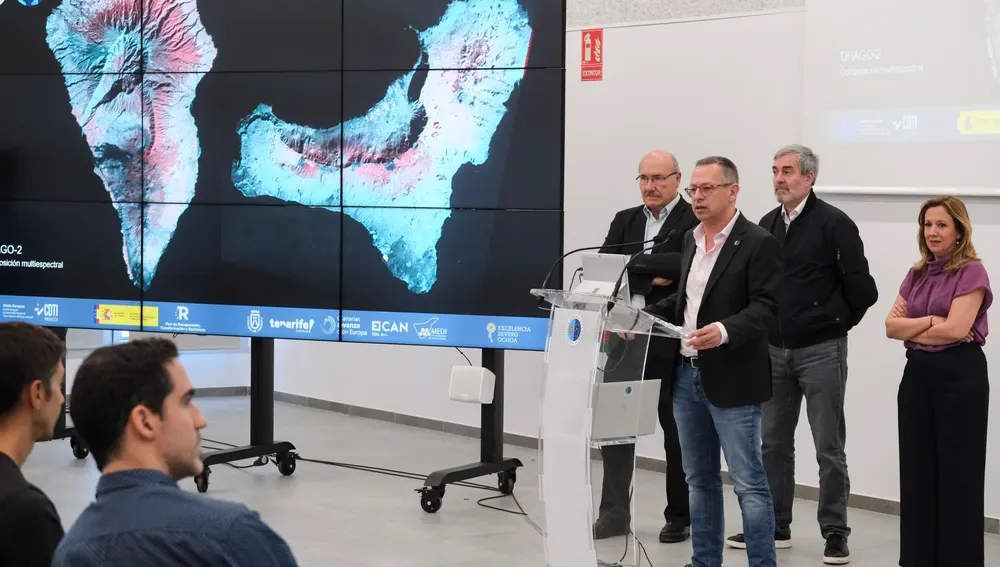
[
  {"left": 0, "top": 322, "right": 68, "bottom": 567},
  {"left": 52, "top": 338, "right": 298, "bottom": 567}
]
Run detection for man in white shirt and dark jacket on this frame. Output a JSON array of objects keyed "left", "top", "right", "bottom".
[{"left": 724, "top": 145, "right": 878, "bottom": 565}]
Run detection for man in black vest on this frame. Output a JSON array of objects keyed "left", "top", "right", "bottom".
[
  {"left": 593, "top": 150, "right": 698, "bottom": 544},
  {"left": 724, "top": 145, "right": 877, "bottom": 565}
]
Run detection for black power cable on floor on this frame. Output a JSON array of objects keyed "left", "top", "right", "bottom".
[
  {"left": 199, "top": 438, "right": 656, "bottom": 563},
  {"left": 199, "top": 437, "right": 535, "bottom": 524},
  {"left": 595, "top": 486, "right": 656, "bottom": 567},
  {"left": 200, "top": 443, "right": 270, "bottom": 470}
]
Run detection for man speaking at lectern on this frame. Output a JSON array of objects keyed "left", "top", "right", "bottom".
[
  {"left": 593, "top": 149, "right": 698, "bottom": 544},
  {"left": 646, "top": 156, "right": 781, "bottom": 567}
]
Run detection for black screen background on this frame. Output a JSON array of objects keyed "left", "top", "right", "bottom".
[{"left": 0, "top": 0, "right": 565, "bottom": 333}]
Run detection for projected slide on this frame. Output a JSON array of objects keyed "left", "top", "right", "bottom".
[
  {"left": 803, "top": 0, "right": 1000, "bottom": 190},
  {"left": 0, "top": 0, "right": 565, "bottom": 350}
]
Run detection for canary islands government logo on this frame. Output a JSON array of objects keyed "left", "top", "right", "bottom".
[{"left": 567, "top": 315, "right": 583, "bottom": 345}]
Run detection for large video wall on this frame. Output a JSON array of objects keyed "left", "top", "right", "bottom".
[{"left": 0, "top": 0, "right": 565, "bottom": 351}]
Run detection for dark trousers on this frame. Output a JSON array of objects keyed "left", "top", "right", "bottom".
[
  {"left": 598, "top": 354, "right": 690, "bottom": 526},
  {"left": 898, "top": 343, "right": 989, "bottom": 567},
  {"left": 762, "top": 337, "right": 851, "bottom": 538}
]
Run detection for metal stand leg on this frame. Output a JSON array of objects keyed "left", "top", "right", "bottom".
[
  {"left": 418, "top": 348, "right": 522, "bottom": 513},
  {"left": 193, "top": 338, "right": 297, "bottom": 493}
]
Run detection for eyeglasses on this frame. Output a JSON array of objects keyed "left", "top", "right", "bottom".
[
  {"left": 636, "top": 172, "right": 679, "bottom": 185},
  {"left": 684, "top": 183, "right": 732, "bottom": 198}
]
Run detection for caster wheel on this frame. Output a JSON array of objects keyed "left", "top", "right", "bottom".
[
  {"left": 276, "top": 453, "right": 296, "bottom": 476},
  {"left": 420, "top": 489, "right": 443, "bottom": 514},
  {"left": 498, "top": 470, "right": 516, "bottom": 495},
  {"left": 69, "top": 436, "right": 89, "bottom": 460},
  {"left": 195, "top": 468, "right": 211, "bottom": 493}
]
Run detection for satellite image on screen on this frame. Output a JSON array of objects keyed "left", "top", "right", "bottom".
[{"left": 0, "top": 0, "right": 565, "bottom": 348}]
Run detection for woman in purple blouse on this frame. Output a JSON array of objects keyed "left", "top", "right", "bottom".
[{"left": 884, "top": 195, "right": 991, "bottom": 567}]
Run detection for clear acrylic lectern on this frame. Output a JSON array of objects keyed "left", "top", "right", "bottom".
[{"left": 529, "top": 289, "right": 686, "bottom": 567}]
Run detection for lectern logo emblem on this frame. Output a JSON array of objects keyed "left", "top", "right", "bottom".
[{"left": 567, "top": 315, "right": 583, "bottom": 345}]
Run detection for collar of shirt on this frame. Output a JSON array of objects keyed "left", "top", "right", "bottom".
[
  {"left": 0, "top": 451, "right": 17, "bottom": 473},
  {"left": 643, "top": 192, "right": 681, "bottom": 223},
  {"left": 693, "top": 209, "right": 741, "bottom": 251},
  {"left": 96, "top": 469, "right": 179, "bottom": 498},
  {"left": 782, "top": 197, "right": 807, "bottom": 225}
]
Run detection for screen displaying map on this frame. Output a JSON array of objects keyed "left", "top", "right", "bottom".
[{"left": 0, "top": 0, "right": 565, "bottom": 350}]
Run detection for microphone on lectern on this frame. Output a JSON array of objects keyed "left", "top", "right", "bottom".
[
  {"left": 536, "top": 233, "right": 669, "bottom": 306},
  {"left": 605, "top": 229, "right": 678, "bottom": 314}
]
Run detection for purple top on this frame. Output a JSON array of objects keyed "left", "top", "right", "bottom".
[{"left": 898, "top": 257, "right": 993, "bottom": 352}]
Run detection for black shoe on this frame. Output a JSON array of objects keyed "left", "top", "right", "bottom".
[
  {"left": 658, "top": 522, "right": 690, "bottom": 543},
  {"left": 823, "top": 534, "right": 850, "bottom": 564},
  {"left": 593, "top": 514, "right": 629, "bottom": 539},
  {"left": 724, "top": 531, "right": 792, "bottom": 549}
]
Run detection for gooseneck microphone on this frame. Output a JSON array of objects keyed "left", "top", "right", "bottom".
[
  {"left": 605, "top": 229, "right": 678, "bottom": 313},
  {"left": 536, "top": 233, "right": 668, "bottom": 306}
]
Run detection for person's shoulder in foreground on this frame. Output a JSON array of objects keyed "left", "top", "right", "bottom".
[
  {"left": 52, "top": 337, "right": 297, "bottom": 567},
  {"left": 0, "top": 322, "right": 69, "bottom": 567},
  {"left": 0, "top": 456, "right": 66, "bottom": 567},
  {"left": 53, "top": 469, "right": 296, "bottom": 567},
  {"left": 742, "top": 215, "right": 779, "bottom": 244}
]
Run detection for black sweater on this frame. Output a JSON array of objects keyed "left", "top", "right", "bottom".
[{"left": 758, "top": 191, "right": 879, "bottom": 349}]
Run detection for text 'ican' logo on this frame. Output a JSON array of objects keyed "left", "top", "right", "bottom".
[{"left": 566, "top": 315, "right": 583, "bottom": 345}]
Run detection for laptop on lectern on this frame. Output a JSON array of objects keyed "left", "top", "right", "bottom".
[
  {"left": 577, "top": 253, "right": 630, "bottom": 300},
  {"left": 591, "top": 379, "right": 661, "bottom": 441}
]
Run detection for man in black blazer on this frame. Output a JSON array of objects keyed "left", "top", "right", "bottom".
[
  {"left": 646, "top": 156, "right": 781, "bottom": 567},
  {"left": 593, "top": 150, "right": 698, "bottom": 544}
]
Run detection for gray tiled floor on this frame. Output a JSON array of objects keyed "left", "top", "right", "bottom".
[{"left": 23, "top": 398, "right": 1000, "bottom": 566}]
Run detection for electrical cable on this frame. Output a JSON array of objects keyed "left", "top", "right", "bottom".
[
  {"left": 199, "top": 438, "right": 654, "bottom": 559},
  {"left": 202, "top": 437, "right": 490, "bottom": 489},
  {"left": 200, "top": 442, "right": 271, "bottom": 470},
  {"left": 199, "top": 437, "right": 538, "bottom": 526},
  {"left": 596, "top": 487, "right": 655, "bottom": 567},
  {"left": 454, "top": 347, "right": 471, "bottom": 365}
]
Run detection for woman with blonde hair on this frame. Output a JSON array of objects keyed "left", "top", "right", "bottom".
[{"left": 885, "top": 195, "right": 991, "bottom": 567}]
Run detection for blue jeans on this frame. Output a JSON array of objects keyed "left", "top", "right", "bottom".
[{"left": 673, "top": 362, "right": 776, "bottom": 567}]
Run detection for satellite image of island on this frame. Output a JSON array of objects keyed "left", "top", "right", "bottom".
[
  {"left": 45, "top": 0, "right": 217, "bottom": 293},
  {"left": 42, "top": 0, "right": 534, "bottom": 294}
]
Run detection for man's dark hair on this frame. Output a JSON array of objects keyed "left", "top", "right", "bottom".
[
  {"left": 695, "top": 155, "right": 740, "bottom": 185},
  {"left": 70, "top": 338, "right": 179, "bottom": 470},
  {"left": 0, "top": 323, "right": 66, "bottom": 419}
]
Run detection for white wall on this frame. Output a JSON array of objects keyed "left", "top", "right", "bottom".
[
  {"left": 63, "top": 330, "right": 250, "bottom": 394},
  {"left": 272, "top": 7, "right": 999, "bottom": 522}
]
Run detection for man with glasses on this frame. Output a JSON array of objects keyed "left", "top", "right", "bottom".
[
  {"left": 646, "top": 156, "right": 781, "bottom": 567},
  {"left": 593, "top": 149, "right": 698, "bottom": 544},
  {"left": 724, "top": 145, "right": 877, "bottom": 565}
]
